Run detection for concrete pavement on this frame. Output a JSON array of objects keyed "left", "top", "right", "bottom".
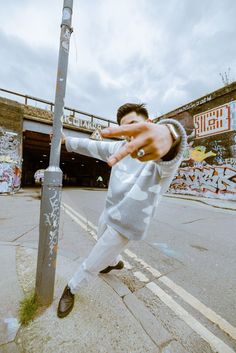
[
  {"left": 0, "top": 187, "right": 235, "bottom": 353},
  {"left": 0, "top": 188, "right": 189, "bottom": 353},
  {"left": 165, "top": 193, "right": 236, "bottom": 211}
]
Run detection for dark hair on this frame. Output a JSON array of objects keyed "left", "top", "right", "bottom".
[{"left": 116, "top": 103, "right": 149, "bottom": 125}]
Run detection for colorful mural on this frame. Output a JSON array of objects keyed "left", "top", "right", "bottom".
[
  {"left": 0, "top": 128, "right": 22, "bottom": 193},
  {"left": 170, "top": 165, "right": 236, "bottom": 198},
  {"left": 168, "top": 100, "right": 236, "bottom": 200}
]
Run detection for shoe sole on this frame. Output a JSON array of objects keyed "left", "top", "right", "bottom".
[{"left": 100, "top": 261, "right": 124, "bottom": 274}]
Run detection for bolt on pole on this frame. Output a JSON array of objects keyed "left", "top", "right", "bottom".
[{"left": 35, "top": 0, "right": 73, "bottom": 306}]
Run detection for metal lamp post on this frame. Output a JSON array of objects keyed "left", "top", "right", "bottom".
[{"left": 35, "top": 0, "right": 73, "bottom": 306}]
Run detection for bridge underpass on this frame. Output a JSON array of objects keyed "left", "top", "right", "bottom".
[
  {"left": 22, "top": 130, "right": 110, "bottom": 187},
  {"left": 0, "top": 88, "right": 117, "bottom": 193}
]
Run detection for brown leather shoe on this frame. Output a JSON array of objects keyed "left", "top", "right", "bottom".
[
  {"left": 100, "top": 260, "right": 124, "bottom": 274},
  {"left": 57, "top": 285, "right": 75, "bottom": 318}
]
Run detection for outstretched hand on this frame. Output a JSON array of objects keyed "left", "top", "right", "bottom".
[{"left": 101, "top": 122, "right": 173, "bottom": 166}]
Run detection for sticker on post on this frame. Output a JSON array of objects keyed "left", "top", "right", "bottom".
[{"left": 63, "top": 8, "right": 71, "bottom": 21}]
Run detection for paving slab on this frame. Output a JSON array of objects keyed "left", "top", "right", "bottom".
[
  {"left": 0, "top": 246, "right": 23, "bottom": 345},
  {"left": 135, "top": 287, "right": 213, "bottom": 353},
  {"left": 0, "top": 342, "right": 22, "bottom": 353},
  {"left": 0, "top": 194, "right": 40, "bottom": 242},
  {"left": 161, "top": 340, "right": 189, "bottom": 353},
  {"left": 123, "top": 292, "right": 172, "bottom": 348},
  {"left": 102, "top": 274, "right": 131, "bottom": 298},
  {"left": 16, "top": 247, "right": 158, "bottom": 353}
]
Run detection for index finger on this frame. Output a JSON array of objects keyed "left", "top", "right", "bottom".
[{"left": 102, "top": 122, "right": 146, "bottom": 138}]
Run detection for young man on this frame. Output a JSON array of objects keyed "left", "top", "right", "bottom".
[{"left": 57, "top": 103, "right": 187, "bottom": 318}]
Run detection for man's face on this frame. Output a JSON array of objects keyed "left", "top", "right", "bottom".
[{"left": 120, "top": 111, "right": 147, "bottom": 126}]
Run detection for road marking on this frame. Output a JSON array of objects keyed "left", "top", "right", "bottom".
[
  {"left": 125, "top": 249, "right": 162, "bottom": 277},
  {"left": 122, "top": 260, "right": 133, "bottom": 270},
  {"left": 159, "top": 276, "right": 236, "bottom": 340},
  {"left": 147, "top": 282, "right": 235, "bottom": 353},
  {"left": 133, "top": 271, "right": 149, "bottom": 283},
  {"left": 62, "top": 202, "right": 98, "bottom": 232},
  {"left": 62, "top": 203, "right": 98, "bottom": 240},
  {"left": 124, "top": 250, "right": 236, "bottom": 341},
  {"left": 62, "top": 207, "right": 87, "bottom": 231},
  {"left": 62, "top": 203, "right": 236, "bottom": 342}
]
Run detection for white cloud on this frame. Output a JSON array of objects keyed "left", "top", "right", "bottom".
[
  {"left": 1, "top": 1, "right": 61, "bottom": 49},
  {"left": 0, "top": 0, "right": 235, "bottom": 119}
]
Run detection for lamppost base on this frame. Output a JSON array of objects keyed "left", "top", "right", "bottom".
[{"left": 35, "top": 167, "right": 63, "bottom": 306}]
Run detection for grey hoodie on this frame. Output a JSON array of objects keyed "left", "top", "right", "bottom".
[{"left": 65, "top": 119, "right": 187, "bottom": 240}]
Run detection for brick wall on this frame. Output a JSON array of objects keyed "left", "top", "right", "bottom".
[{"left": 0, "top": 98, "right": 24, "bottom": 133}]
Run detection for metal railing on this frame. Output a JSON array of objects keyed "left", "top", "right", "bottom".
[{"left": 0, "top": 88, "right": 117, "bottom": 128}]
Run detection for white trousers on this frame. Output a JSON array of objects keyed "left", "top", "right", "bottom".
[{"left": 68, "top": 214, "right": 129, "bottom": 294}]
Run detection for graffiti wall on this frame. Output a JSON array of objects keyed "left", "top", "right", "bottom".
[
  {"left": 169, "top": 100, "right": 236, "bottom": 200},
  {"left": 0, "top": 128, "right": 22, "bottom": 193},
  {"left": 171, "top": 165, "right": 236, "bottom": 198}
]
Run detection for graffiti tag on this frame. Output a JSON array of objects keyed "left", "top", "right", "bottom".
[
  {"left": 44, "top": 189, "right": 61, "bottom": 266},
  {"left": 170, "top": 166, "right": 236, "bottom": 198}
]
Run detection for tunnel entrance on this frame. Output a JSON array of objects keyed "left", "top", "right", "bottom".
[{"left": 22, "top": 130, "right": 110, "bottom": 187}]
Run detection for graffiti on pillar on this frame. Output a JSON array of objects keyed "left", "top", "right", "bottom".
[
  {"left": 167, "top": 100, "right": 236, "bottom": 200},
  {"left": 0, "top": 128, "right": 22, "bottom": 193}
]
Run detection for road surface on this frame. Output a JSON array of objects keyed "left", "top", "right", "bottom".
[{"left": 61, "top": 188, "right": 236, "bottom": 353}]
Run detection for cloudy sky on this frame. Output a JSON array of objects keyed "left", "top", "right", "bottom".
[{"left": 0, "top": 0, "right": 235, "bottom": 120}]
